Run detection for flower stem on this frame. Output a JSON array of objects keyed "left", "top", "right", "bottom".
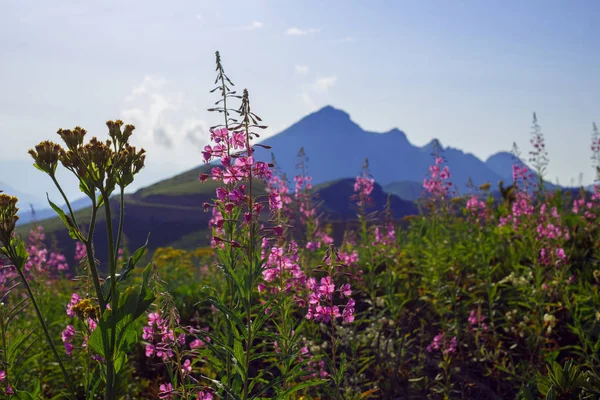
[{"left": 14, "top": 263, "right": 76, "bottom": 398}]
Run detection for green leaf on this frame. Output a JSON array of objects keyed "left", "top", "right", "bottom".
[
  {"left": 87, "top": 327, "right": 105, "bottom": 357},
  {"left": 11, "top": 237, "right": 29, "bottom": 271},
  {"left": 103, "top": 236, "right": 151, "bottom": 302},
  {"left": 114, "top": 352, "right": 126, "bottom": 375},
  {"left": 46, "top": 194, "right": 83, "bottom": 240}
]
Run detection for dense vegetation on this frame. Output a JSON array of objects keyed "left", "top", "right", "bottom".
[{"left": 1, "top": 52, "right": 600, "bottom": 399}]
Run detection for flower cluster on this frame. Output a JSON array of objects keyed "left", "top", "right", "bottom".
[
  {"left": 306, "top": 231, "right": 334, "bottom": 252},
  {"left": 536, "top": 203, "right": 569, "bottom": 267},
  {"left": 298, "top": 344, "right": 328, "bottom": 380},
  {"left": 499, "top": 191, "right": 535, "bottom": 230},
  {"left": 423, "top": 157, "right": 453, "bottom": 198},
  {"left": 373, "top": 222, "right": 396, "bottom": 247},
  {"left": 512, "top": 164, "right": 534, "bottom": 191},
  {"left": 427, "top": 332, "right": 457, "bottom": 355},
  {"left": 465, "top": 195, "right": 487, "bottom": 221},
  {"left": 260, "top": 241, "right": 306, "bottom": 300},
  {"left": 467, "top": 309, "right": 488, "bottom": 332},
  {"left": 352, "top": 176, "right": 375, "bottom": 208},
  {"left": 158, "top": 383, "right": 213, "bottom": 400},
  {"left": 24, "top": 226, "right": 69, "bottom": 275},
  {"left": 201, "top": 128, "right": 272, "bottom": 185},
  {"left": 306, "top": 276, "right": 355, "bottom": 324},
  {"left": 143, "top": 312, "right": 183, "bottom": 361},
  {"left": 0, "top": 370, "right": 13, "bottom": 395},
  {"left": 62, "top": 294, "right": 99, "bottom": 356}
]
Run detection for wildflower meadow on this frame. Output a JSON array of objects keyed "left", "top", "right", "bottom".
[{"left": 1, "top": 52, "right": 600, "bottom": 399}]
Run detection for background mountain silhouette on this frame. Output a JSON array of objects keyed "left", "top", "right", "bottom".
[
  {"left": 252, "top": 105, "right": 519, "bottom": 192},
  {"left": 11, "top": 104, "right": 562, "bottom": 266}
]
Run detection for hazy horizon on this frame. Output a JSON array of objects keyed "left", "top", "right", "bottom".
[{"left": 2, "top": 0, "right": 599, "bottom": 202}]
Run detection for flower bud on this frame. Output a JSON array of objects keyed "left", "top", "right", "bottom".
[
  {"left": 57, "top": 127, "right": 86, "bottom": 150},
  {"left": 0, "top": 194, "right": 19, "bottom": 244},
  {"left": 28, "top": 140, "right": 63, "bottom": 176}
]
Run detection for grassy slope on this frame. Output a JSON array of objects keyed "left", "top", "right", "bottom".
[{"left": 15, "top": 164, "right": 269, "bottom": 269}]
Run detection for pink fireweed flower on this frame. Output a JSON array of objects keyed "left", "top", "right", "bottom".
[
  {"left": 159, "top": 383, "right": 174, "bottom": 399},
  {"left": 62, "top": 324, "right": 77, "bottom": 355},
  {"left": 427, "top": 332, "right": 457, "bottom": 355},
  {"left": 181, "top": 359, "right": 192, "bottom": 374},
  {"left": 318, "top": 276, "right": 336, "bottom": 298},
  {"left": 62, "top": 325, "right": 76, "bottom": 342},
  {"left": 340, "top": 284, "right": 352, "bottom": 297},
  {"left": 197, "top": 391, "right": 214, "bottom": 400},
  {"left": 466, "top": 195, "right": 487, "bottom": 220},
  {"left": 422, "top": 156, "right": 454, "bottom": 198},
  {"left": 145, "top": 344, "right": 155, "bottom": 357},
  {"left": 306, "top": 275, "right": 355, "bottom": 325},
  {"left": 468, "top": 309, "right": 488, "bottom": 331},
  {"left": 269, "top": 190, "right": 283, "bottom": 211},
  {"left": 66, "top": 293, "right": 80, "bottom": 318},
  {"left": 148, "top": 312, "right": 161, "bottom": 326},
  {"left": 190, "top": 339, "right": 205, "bottom": 349},
  {"left": 352, "top": 176, "right": 375, "bottom": 207},
  {"left": 0, "top": 370, "right": 5, "bottom": 381},
  {"left": 64, "top": 342, "right": 74, "bottom": 356}
]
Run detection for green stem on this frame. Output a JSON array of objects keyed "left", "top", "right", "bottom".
[
  {"left": 13, "top": 259, "right": 76, "bottom": 398},
  {"left": 86, "top": 201, "right": 106, "bottom": 312},
  {"left": 242, "top": 115, "right": 254, "bottom": 400},
  {"left": 102, "top": 190, "right": 117, "bottom": 400},
  {"left": 114, "top": 188, "right": 125, "bottom": 263}
]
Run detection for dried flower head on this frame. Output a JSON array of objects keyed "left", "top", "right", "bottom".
[
  {"left": 57, "top": 127, "right": 87, "bottom": 151},
  {"left": 79, "top": 137, "right": 114, "bottom": 189},
  {"left": 71, "top": 297, "right": 100, "bottom": 320},
  {"left": 106, "top": 120, "right": 136, "bottom": 148},
  {"left": 478, "top": 182, "right": 491, "bottom": 191},
  {"left": 114, "top": 144, "right": 146, "bottom": 188},
  {"left": 0, "top": 194, "right": 19, "bottom": 244},
  {"left": 28, "top": 140, "right": 64, "bottom": 176}
]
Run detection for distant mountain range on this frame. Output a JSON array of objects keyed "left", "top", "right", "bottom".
[
  {"left": 0, "top": 181, "right": 45, "bottom": 211},
  {"left": 12, "top": 104, "right": 589, "bottom": 266},
  {"left": 252, "top": 105, "right": 523, "bottom": 192}
]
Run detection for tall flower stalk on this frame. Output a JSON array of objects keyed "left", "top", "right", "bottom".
[{"left": 26, "top": 122, "right": 153, "bottom": 400}]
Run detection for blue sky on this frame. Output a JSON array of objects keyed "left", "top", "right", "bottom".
[{"left": 1, "top": 0, "right": 599, "bottom": 202}]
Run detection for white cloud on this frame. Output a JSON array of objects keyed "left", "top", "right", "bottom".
[
  {"left": 235, "top": 21, "right": 264, "bottom": 31},
  {"left": 312, "top": 75, "right": 337, "bottom": 92},
  {"left": 121, "top": 75, "right": 209, "bottom": 166},
  {"left": 285, "top": 27, "right": 320, "bottom": 36},
  {"left": 294, "top": 65, "right": 309, "bottom": 75}
]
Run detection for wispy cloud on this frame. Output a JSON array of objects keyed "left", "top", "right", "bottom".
[
  {"left": 285, "top": 27, "right": 320, "bottom": 36},
  {"left": 121, "top": 75, "right": 208, "bottom": 154},
  {"left": 294, "top": 65, "right": 309, "bottom": 75},
  {"left": 234, "top": 21, "right": 264, "bottom": 31},
  {"left": 312, "top": 75, "right": 337, "bottom": 92}
]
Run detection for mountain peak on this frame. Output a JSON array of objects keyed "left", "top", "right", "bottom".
[
  {"left": 311, "top": 105, "right": 351, "bottom": 121},
  {"left": 279, "top": 105, "right": 359, "bottom": 137},
  {"left": 421, "top": 138, "right": 443, "bottom": 152}
]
